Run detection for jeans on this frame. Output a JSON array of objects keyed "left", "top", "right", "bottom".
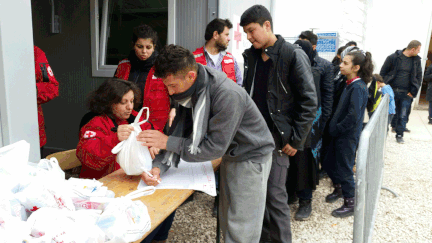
[{"left": 393, "top": 92, "right": 413, "bottom": 137}]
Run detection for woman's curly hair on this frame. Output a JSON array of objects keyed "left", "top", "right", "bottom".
[{"left": 87, "top": 78, "right": 141, "bottom": 118}]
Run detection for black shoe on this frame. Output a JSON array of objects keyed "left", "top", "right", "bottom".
[
  {"left": 325, "top": 184, "right": 342, "bottom": 203},
  {"left": 331, "top": 197, "right": 355, "bottom": 218},
  {"left": 319, "top": 169, "right": 329, "bottom": 180},
  {"left": 295, "top": 199, "right": 312, "bottom": 221},
  {"left": 391, "top": 127, "right": 396, "bottom": 133},
  {"left": 405, "top": 127, "right": 411, "bottom": 133},
  {"left": 396, "top": 135, "right": 405, "bottom": 144},
  {"left": 288, "top": 194, "right": 298, "bottom": 205},
  {"left": 429, "top": 118, "right": 432, "bottom": 125}
]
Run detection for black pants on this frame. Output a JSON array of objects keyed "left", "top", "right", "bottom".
[{"left": 141, "top": 210, "right": 176, "bottom": 243}]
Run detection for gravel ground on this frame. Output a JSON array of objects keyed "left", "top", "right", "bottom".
[{"left": 167, "top": 110, "right": 432, "bottom": 242}]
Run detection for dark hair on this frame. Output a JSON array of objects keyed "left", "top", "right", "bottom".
[
  {"left": 298, "top": 30, "right": 317, "bottom": 46},
  {"left": 373, "top": 73, "right": 384, "bottom": 83},
  {"left": 205, "top": 18, "right": 233, "bottom": 41},
  {"left": 345, "top": 41, "right": 357, "bottom": 47},
  {"left": 87, "top": 78, "right": 141, "bottom": 117},
  {"left": 240, "top": 5, "right": 273, "bottom": 31},
  {"left": 132, "top": 24, "right": 158, "bottom": 46},
  {"left": 332, "top": 46, "right": 347, "bottom": 65},
  {"left": 407, "top": 40, "right": 421, "bottom": 50},
  {"left": 345, "top": 51, "right": 374, "bottom": 84},
  {"left": 294, "top": 40, "right": 314, "bottom": 65},
  {"left": 154, "top": 44, "right": 198, "bottom": 78}
]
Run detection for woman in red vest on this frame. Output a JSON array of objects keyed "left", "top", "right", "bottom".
[
  {"left": 76, "top": 79, "right": 147, "bottom": 179},
  {"left": 112, "top": 25, "right": 175, "bottom": 243},
  {"left": 114, "top": 24, "right": 171, "bottom": 134}
]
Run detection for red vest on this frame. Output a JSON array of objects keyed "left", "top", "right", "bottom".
[
  {"left": 193, "top": 47, "right": 237, "bottom": 82},
  {"left": 114, "top": 59, "right": 170, "bottom": 133}
]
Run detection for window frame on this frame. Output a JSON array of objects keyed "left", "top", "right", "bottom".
[{"left": 90, "top": 0, "right": 176, "bottom": 77}]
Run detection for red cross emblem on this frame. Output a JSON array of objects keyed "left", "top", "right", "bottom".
[
  {"left": 234, "top": 23, "right": 242, "bottom": 49},
  {"left": 84, "top": 130, "right": 96, "bottom": 138}
]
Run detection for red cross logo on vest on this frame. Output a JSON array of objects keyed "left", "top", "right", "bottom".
[{"left": 84, "top": 130, "right": 96, "bottom": 139}]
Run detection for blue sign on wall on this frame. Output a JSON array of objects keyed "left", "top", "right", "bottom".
[
  {"left": 317, "top": 38, "right": 337, "bottom": 52},
  {"left": 316, "top": 32, "right": 338, "bottom": 53}
]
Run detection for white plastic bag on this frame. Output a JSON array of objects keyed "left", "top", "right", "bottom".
[
  {"left": 0, "top": 198, "right": 32, "bottom": 243},
  {"left": 0, "top": 140, "right": 30, "bottom": 177},
  {"left": 66, "top": 178, "right": 115, "bottom": 210},
  {"left": 96, "top": 196, "right": 152, "bottom": 243},
  {"left": 112, "top": 107, "right": 153, "bottom": 175},
  {"left": 26, "top": 207, "right": 105, "bottom": 243},
  {"left": 34, "top": 157, "right": 65, "bottom": 181},
  {"left": 14, "top": 179, "right": 75, "bottom": 214}
]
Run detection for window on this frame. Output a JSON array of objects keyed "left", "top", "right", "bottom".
[{"left": 91, "top": 0, "right": 175, "bottom": 77}]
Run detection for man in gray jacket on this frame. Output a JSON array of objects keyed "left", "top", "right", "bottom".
[{"left": 136, "top": 44, "right": 275, "bottom": 243}]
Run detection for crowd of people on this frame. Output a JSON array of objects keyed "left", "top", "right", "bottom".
[{"left": 32, "top": 4, "right": 430, "bottom": 243}]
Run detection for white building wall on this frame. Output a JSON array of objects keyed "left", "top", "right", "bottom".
[
  {"left": 363, "top": 0, "right": 432, "bottom": 106},
  {"left": 0, "top": 0, "right": 40, "bottom": 161},
  {"left": 272, "top": 0, "right": 367, "bottom": 48}
]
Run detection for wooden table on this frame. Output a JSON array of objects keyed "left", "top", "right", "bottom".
[{"left": 99, "top": 158, "right": 221, "bottom": 242}]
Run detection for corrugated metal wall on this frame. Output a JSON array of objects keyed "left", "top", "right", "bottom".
[{"left": 175, "top": 0, "right": 209, "bottom": 52}]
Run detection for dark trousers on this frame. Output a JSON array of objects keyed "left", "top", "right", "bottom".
[
  {"left": 322, "top": 135, "right": 358, "bottom": 198},
  {"left": 141, "top": 211, "right": 176, "bottom": 243},
  {"left": 297, "top": 189, "right": 312, "bottom": 200},
  {"left": 392, "top": 92, "right": 413, "bottom": 136},
  {"left": 429, "top": 101, "right": 432, "bottom": 119},
  {"left": 261, "top": 150, "right": 292, "bottom": 243}
]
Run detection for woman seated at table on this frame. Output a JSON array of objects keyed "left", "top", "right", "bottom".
[
  {"left": 114, "top": 24, "right": 171, "bottom": 133},
  {"left": 76, "top": 78, "right": 161, "bottom": 180},
  {"left": 76, "top": 78, "right": 175, "bottom": 243}
]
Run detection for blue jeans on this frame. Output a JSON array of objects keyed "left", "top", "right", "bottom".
[{"left": 393, "top": 92, "right": 413, "bottom": 137}]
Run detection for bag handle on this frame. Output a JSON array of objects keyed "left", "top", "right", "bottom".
[
  {"left": 125, "top": 186, "right": 156, "bottom": 199},
  {"left": 89, "top": 186, "right": 155, "bottom": 203},
  {"left": 135, "top": 107, "right": 150, "bottom": 125},
  {"left": 111, "top": 140, "right": 125, "bottom": 154}
]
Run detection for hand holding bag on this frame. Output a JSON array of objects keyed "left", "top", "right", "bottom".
[{"left": 112, "top": 107, "right": 153, "bottom": 175}]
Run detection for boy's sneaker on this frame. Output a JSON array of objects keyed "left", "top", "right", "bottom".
[
  {"left": 405, "top": 128, "right": 411, "bottom": 133},
  {"left": 396, "top": 135, "right": 405, "bottom": 144}
]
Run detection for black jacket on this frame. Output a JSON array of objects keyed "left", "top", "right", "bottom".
[
  {"left": 242, "top": 35, "right": 317, "bottom": 150},
  {"left": 379, "top": 49, "right": 422, "bottom": 97},
  {"left": 425, "top": 64, "right": 432, "bottom": 101},
  {"left": 314, "top": 52, "right": 334, "bottom": 125}
]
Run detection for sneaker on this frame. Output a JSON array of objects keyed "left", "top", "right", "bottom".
[
  {"left": 405, "top": 128, "right": 411, "bottom": 133},
  {"left": 391, "top": 127, "right": 396, "bottom": 133},
  {"left": 396, "top": 136, "right": 405, "bottom": 144}
]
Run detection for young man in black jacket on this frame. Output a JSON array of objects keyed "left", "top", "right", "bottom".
[
  {"left": 380, "top": 40, "right": 422, "bottom": 143},
  {"left": 240, "top": 5, "right": 317, "bottom": 243}
]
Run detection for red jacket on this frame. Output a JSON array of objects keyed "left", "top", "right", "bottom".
[
  {"left": 193, "top": 47, "right": 237, "bottom": 82},
  {"left": 34, "top": 46, "right": 59, "bottom": 147},
  {"left": 76, "top": 110, "right": 146, "bottom": 179},
  {"left": 114, "top": 59, "right": 170, "bottom": 133}
]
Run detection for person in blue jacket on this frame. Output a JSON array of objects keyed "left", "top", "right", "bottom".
[{"left": 322, "top": 49, "right": 373, "bottom": 218}]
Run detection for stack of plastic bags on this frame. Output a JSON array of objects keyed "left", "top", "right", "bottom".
[{"left": 0, "top": 140, "right": 154, "bottom": 243}]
